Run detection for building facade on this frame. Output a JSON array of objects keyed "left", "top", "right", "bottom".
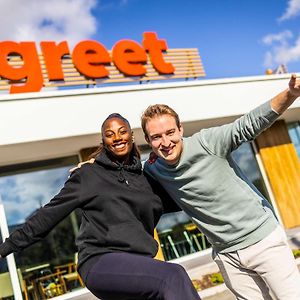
[{"left": 0, "top": 73, "right": 300, "bottom": 299}]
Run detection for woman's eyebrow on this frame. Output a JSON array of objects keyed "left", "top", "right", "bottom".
[{"left": 105, "top": 126, "right": 127, "bottom": 132}]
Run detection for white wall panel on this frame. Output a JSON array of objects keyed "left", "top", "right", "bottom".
[{"left": 1, "top": 74, "right": 299, "bottom": 166}]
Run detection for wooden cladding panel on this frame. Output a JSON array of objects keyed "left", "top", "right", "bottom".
[
  {"left": 255, "top": 121, "right": 300, "bottom": 228},
  {"left": 0, "top": 48, "right": 205, "bottom": 91},
  {"left": 255, "top": 121, "right": 292, "bottom": 147}
]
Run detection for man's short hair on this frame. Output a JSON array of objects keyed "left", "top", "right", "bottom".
[{"left": 141, "top": 104, "right": 181, "bottom": 137}]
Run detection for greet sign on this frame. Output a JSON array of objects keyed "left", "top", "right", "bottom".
[{"left": 0, "top": 32, "right": 205, "bottom": 94}]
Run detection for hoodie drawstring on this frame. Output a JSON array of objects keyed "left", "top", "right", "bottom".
[{"left": 117, "top": 164, "right": 129, "bottom": 185}]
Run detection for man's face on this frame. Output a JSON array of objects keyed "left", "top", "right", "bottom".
[{"left": 145, "top": 114, "right": 183, "bottom": 165}]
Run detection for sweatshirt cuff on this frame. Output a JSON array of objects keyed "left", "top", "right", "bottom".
[
  {"left": 259, "top": 100, "right": 280, "bottom": 122},
  {"left": 0, "top": 240, "right": 15, "bottom": 258}
]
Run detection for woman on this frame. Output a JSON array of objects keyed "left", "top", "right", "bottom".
[{"left": 0, "top": 113, "right": 200, "bottom": 300}]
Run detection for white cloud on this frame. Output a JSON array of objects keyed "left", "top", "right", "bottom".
[
  {"left": 0, "top": 0, "right": 98, "bottom": 46},
  {"left": 262, "top": 30, "right": 293, "bottom": 46},
  {"left": 261, "top": 0, "right": 300, "bottom": 69},
  {"left": 279, "top": 0, "right": 300, "bottom": 21},
  {"left": 0, "top": 167, "right": 71, "bottom": 225},
  {"left": 262, "top": 30, "right": 300, "bottom": 68},
  {"left": 272, "top": 38, "right": 300, "bottom": 64},
  {"left": 99, "top": 0, "right": 133, "bottom": 10},
  {"left": 263, "top": 52, "right": 274, "bottom": 68}
]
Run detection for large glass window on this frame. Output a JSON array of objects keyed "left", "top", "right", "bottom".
[
  {"left": 157, "top": 211, "right": 211, "bottom": 260},
  {"left": 0, "top": 206, "right": 15, "bottom": 300},
  {"left": 231, "top": 142, "right": 269, "bottom": 200},
  {"left": 288, "top": 122, "right": 300, "bottom": 159},
  {"left": 0, "top": 156, "right": 85, "bottom": 299}
]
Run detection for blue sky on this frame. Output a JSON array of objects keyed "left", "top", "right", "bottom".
[
  {"left": 0, "top": 167, "right": 71, "bottom": 225},
  {"left": 93, "top": 0, "right": 300, "bottom": 78},
  {"left": 2, "top": 0, "right": 300, "bottom": 79}
]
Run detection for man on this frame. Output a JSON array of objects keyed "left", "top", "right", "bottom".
[{"left": 141, "top": 74, "right": 300, "bottom": 300}]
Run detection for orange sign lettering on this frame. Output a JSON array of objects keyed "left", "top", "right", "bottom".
[{"left": 0, "top": 32, "right": 174, "bottom": 94}]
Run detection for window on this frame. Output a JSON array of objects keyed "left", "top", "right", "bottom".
[
  {"left": 156, "top": 211, "right": 211, "bottom": 260},
  {"left": 0, "top": 156, "right": 85, "bottom": 299},
  {"left": 0, "top": 207, "right": 14, "bottom": 298},
  {"left": 231, "top": 142, "right": 269, "bottom": 200},
  {"left": 288, "top": 122, "right": 300, "bottom": 159}
]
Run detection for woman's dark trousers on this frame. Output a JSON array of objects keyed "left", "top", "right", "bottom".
[{"left": 85, "top": 252, "right": 201, "bottom": 300}]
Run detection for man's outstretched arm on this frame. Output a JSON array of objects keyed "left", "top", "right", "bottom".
[
  {"left": 198, "top": 74, "right": 300, "bottom": 157},
  {"left": 271, "top": 74, "right": 300, "bottom": 114}
]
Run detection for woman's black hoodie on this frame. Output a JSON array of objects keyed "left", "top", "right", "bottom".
[{"left": 0, "top": 151, "right": 179, "bottom": 281}]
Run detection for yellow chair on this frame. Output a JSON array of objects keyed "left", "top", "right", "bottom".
[
  {"left": 154, "top": 229, "right": 165, "bottom": 261},
  {"left": 36, "top": 271, "right": 67, "bottom": 299},
  {"left": 54, "top": 253, "right": 84, "bottom": 291}
]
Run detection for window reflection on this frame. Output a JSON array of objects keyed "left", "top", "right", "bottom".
[
  {"left": 1, "top": 168, "right": 71, "bottom": 225},
  {"left": 0, "top": 156, "right": 85, "bottom": 299},
  {"left": 157, "top": 212, "right": 211, "bottom": 260},
  {"left": 231, "top": 142, "right": 269, "bottom": 200},
  {"left": 288, "top": 122, "right": 300, "bottom": 159}
]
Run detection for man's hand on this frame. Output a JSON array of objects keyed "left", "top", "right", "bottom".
[
  {"left": 69, "top": 158, "right": 95, "bottom": 173},
  {"left": 288, "top": 74, "right": 300, "bottom": 97},
  {"left": 271, "top": 74, "right": 300, "bottom": 114}
]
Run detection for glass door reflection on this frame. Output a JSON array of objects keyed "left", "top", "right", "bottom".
[{"left": 0, "top": 156, "right": 84, "bottom": 299}]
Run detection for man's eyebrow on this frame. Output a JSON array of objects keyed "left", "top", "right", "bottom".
[{"left": 150, "top": 133, "right": 161, "bottom": 138}]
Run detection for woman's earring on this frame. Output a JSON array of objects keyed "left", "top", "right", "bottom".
[{"left": 132, "top": 136, "right": 135, "bottom": 143}]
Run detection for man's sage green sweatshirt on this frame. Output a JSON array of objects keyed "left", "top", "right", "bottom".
[{"left": 144, "top": 101, "right": 279, "bottom": 253}]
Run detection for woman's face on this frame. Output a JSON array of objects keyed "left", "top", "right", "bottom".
[{"left": 102, "top": 117, "right": 133, "bottom": 161}]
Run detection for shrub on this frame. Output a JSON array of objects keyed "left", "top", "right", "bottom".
[
  {"left": 210, "top": 272, "right": 224, "bottom": 285},
  {"left": 192, "top": 279, "right": 202, "bottom": 291},
  {"left": 293, "top": 249, "right": 300, "bottom": 259},
  {"left": 192, "top": 272, "right": 224, "bottom": 291}
]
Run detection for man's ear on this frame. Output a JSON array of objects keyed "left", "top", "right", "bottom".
[
  {"left": 144, "top": 134, "right": 150, "bottom": 144},
  {"left": 179, "top": 123, "right": 184, "bottom": 137}
]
